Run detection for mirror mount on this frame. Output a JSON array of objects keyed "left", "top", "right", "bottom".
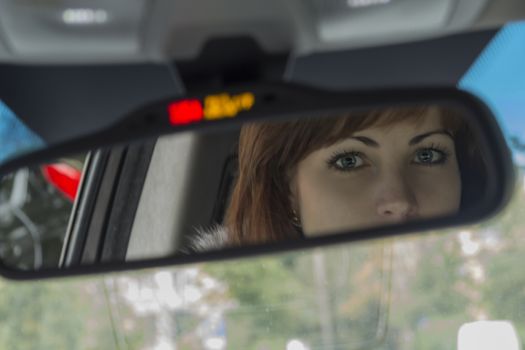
[{"left": 174, "top": 37, "right": 290, "bottom": 90}]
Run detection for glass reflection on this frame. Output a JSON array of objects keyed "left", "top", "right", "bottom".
[{"left": 188, "top": 105, "right": 486, "bottom": 251}]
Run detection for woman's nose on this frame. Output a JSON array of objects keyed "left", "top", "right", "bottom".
[{"left": 376, "top": 173, "right": 418, "bottom": 221}]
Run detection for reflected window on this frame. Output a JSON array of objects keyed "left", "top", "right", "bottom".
[{"left": 0, "top": 156, "right": 87, "bottom": 269}]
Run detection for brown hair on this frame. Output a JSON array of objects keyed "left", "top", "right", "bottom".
[{"left": 224, "top": 106, "right": 482, "bottom": 245}]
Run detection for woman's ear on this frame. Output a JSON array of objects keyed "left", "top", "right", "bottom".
[
  {"left": 287, "top": 167, "right": 300, "bottom": 215},
  {"left": 287, "top": 169, "right": 304, "bottom": 232}
]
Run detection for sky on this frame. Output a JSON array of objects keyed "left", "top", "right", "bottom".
[
  {"left": 460, "top": 20, "right": 525, "bottom": 160},
  {"left": 0, "top": 100, "right": 44, "bottom": 164}
]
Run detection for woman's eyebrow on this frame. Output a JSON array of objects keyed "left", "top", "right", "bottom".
[
  {"left": 348, "top": 136, "right": 379, "bottom": 147},
  {"left": 409, "top": 129, "right": 453, "bottom": 145}
]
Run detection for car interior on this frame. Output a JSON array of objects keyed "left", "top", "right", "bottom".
[
  {"left": 0, "top": 0, "right": 525, "bottom": 347},
  {"left": 127, "top": 129, "right": 240, "bottom": 260}
]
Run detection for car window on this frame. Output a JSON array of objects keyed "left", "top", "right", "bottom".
[
  {"left": 0, "top": 156, "right": 87, "bottom": 269},
  {"left": 0, "top": 100, "right": 44, "bottom": 163}
]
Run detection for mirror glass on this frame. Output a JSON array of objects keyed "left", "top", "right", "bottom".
[
  {"left": 0, "top": 156, "right": 86, "bottom": 269},
  {"left": 0, "top": 103, "right": 493, "bottom": 270}
]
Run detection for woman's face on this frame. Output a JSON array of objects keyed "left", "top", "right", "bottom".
[{"left": 289, "top": 111, "right": 462, "bottom": 237}]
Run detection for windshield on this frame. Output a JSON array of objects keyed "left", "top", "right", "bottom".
[{"left": 0, "top": 18, "right": 524, "bottom": 350}]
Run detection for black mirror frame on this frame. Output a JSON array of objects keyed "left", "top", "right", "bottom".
[{"left": 0, "top": 83, "right": 515, "bottom": 280}]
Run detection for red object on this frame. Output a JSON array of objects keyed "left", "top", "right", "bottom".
[
  {"left": 168, "top": 99, "right": 204, "bottom": 125},
  {"left": 41, "top": 164, "right": 82, "bottom": 202}
]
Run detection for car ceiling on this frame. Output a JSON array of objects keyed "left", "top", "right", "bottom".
[{"left": 0, "top": 0, "right": 523, "bottom": 64}]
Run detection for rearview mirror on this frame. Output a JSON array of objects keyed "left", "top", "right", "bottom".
[{"left": 0, "top": 84, "right": 513, "bottom": 278}]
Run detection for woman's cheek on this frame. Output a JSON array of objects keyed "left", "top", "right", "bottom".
[
  {"left": 409, "top": 167, "right": 461, "bottom": 215},
  {"left": 299, "top": 170, "right": 373, "bottom": 235}
]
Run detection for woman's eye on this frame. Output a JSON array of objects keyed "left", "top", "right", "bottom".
[
  {"left": 331, "top": 153, "right": 365, "bottom": 171},
  {"left": 413, "top": 148, "right": 447, "bottom": 165}
]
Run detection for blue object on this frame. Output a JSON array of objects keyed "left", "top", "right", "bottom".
[
  {"left": 459, "top": 21, "right": 525, "bottom": 166},
  {"left": 0, "top": 101, "right": 45, "bottom": 165}
]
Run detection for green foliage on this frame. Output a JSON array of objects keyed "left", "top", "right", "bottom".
[
  {"left": 205, "top": 245, "right": 388, "bottom": 349},
  {"left": 413, "top": 239, "right": 469, "bottom": 317},
  {"left": 205, "top": 254, "right": 317, "bottom": 348},
  {"left": 0, "top": 281, "right": 84, "bottom": 349},
  {"left": 484, "top": 252, "right": 525, "bottom": 321},
  {"left": 483, "top": 250, "right": 525, "bottom": 341},
  {"left": 0, "top": 278, "right": 121, "bottom": 350}
]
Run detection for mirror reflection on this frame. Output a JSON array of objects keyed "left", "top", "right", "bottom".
[
  {"left": 0, "top": 157, "right": 86, "bottom": 269},
  {"left": 0, "top": 103, "right": 487, "bottom": 269},
  {"left": 220, "top": 105, "right": 479, "bottom": 244},
  {"left": 133, "top": 104, "right": 486, "bottom": 258}
]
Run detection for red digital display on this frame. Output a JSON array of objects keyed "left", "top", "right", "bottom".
[{"left": 168, "top": 99, "right": 204, "bottom": 125}]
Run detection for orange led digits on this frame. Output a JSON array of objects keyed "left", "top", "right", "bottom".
[{"left": 203, "top": 92, "right": 255, "bottom": 120}]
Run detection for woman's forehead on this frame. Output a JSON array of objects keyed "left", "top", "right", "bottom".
[{"left": 354, "top": 107, "right": 445, "bottom": 135}]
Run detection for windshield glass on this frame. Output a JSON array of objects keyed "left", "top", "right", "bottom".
[{"left": 1, "top": 17, "right": 525, "bottom": 350}]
